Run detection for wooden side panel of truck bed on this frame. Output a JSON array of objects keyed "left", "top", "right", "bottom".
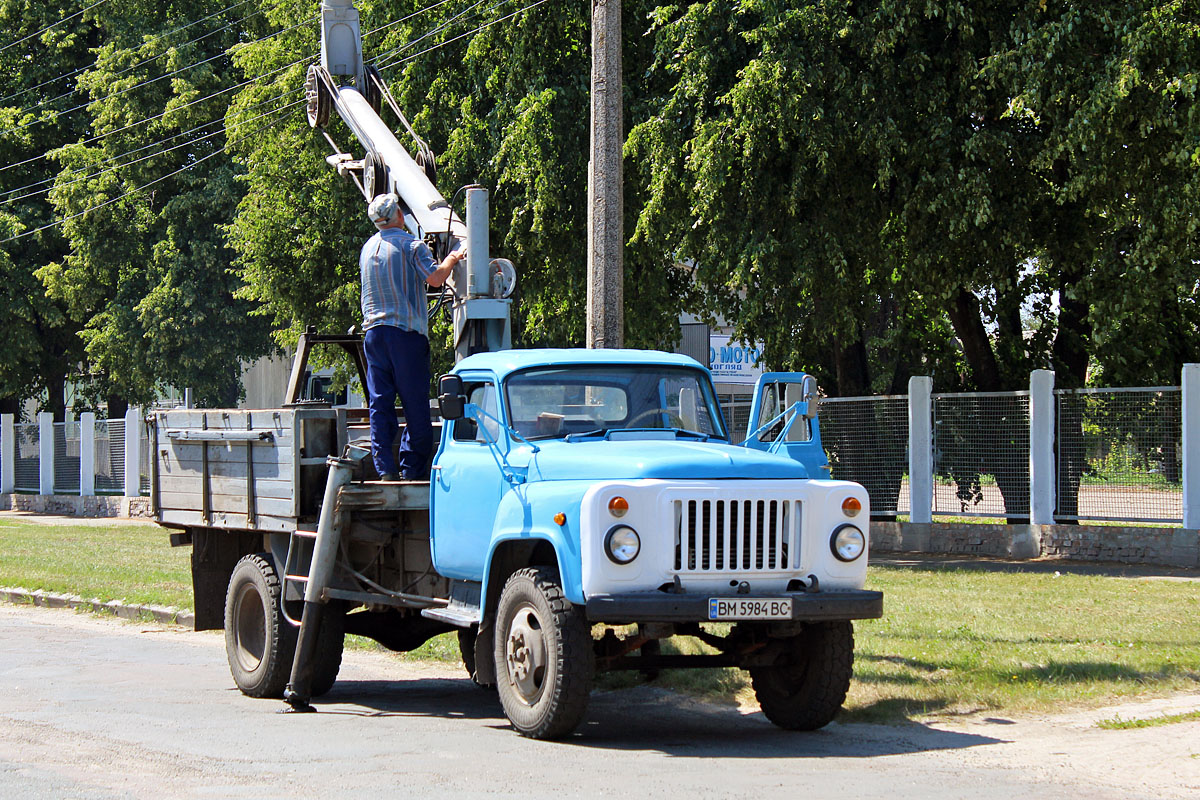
[{"left": 152, "top": 408, "right": 344, "bottom": 533}]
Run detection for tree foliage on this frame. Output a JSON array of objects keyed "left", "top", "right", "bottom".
[{"left": 0, "top": 0, "right": 1196, "bottom": 420}]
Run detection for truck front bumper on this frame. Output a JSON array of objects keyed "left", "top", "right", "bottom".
[{"left": 585, "top": 589, "right": 883, "bottom": 623}]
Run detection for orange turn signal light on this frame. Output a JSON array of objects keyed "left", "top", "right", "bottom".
[
  {"left": 841, "top": 497, "right": 862, "bottom": 517},
  {"left": 608, "top": 496, "right": 629, "bottom": 517},
  {"left": 553, "top": 512, "right": 567, "bottom": 526}
]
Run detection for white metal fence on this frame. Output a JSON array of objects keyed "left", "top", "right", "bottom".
[
  {"left": 0, "top": 409, "right": 146, "bottom": 497},
  {"left": 817, "top": 365, "right": 1198, "bottom": 527}
]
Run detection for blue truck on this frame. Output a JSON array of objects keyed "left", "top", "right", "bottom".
[{"left": 152, "top": 345, "right": 882, "bottom": 738}]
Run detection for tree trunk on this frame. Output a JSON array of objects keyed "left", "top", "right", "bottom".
[
  {"left": 106, "top": 396, "right": 128, "bottom": 419},
  {"left": 45, "top": 372, "right": 66, "bottom": 422},
  {"left": 830, "top": 330, "right": 870, "bottom": 398},
  {"left": 947, "top": 287, "right": 1002, "bottom": 392}
]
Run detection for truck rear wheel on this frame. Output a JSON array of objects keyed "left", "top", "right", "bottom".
[
  {"left": 494, "top": 567, "right": 593, "bottom": 739},
  {"left": 226, "top": 554, "right": 296, "bottom": 698},
  {"left": 749, "top": 621, "right": 854, "bottom": 731},
  {"left": 225, "top": 554, "right": 344, "bottom": 699}
]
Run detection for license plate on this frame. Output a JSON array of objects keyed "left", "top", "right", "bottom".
[{"left": 708, "top": 597, "right": 793, "bottom": 620}]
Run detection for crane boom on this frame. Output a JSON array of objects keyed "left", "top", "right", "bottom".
[{"left": 308, "top": 0, "right": 513, "bottom": 359}]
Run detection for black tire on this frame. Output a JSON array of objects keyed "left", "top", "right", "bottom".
[
  {"left": 310, "top": 601, "right": 345, "bottom": 698},
  {"left": 749, "top": 621, "right": 854, "bottom": 731},
  {"left": 639, "top": 638, "right": 662, "bottom": 681},
  {"left": 458, "top": 627, "right": 495, "bottom": 689},
  {"left": 225, "top": 554, "right": 297, "bottom": 699},
  {"left": 494, "top": 567, "right": 594, "bottom": 739}
]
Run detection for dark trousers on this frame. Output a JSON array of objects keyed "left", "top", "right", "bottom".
[{"left": 364, "top": 326, "right": 432, "bottom": 480}]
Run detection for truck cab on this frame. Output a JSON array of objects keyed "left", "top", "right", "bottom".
[{"left": 428, "top": 349, "right": 881, "bottom": 736}]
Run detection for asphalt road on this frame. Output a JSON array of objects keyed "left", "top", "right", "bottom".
[{"left": 1, "top": 604, "right": 1196, "bottom": 800}]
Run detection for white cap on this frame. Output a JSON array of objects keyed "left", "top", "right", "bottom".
[{"left": 368, "top": 193, "right": 401, "bottom": 226}]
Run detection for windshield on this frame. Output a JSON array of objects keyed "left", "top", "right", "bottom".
[{"left": 505, "top": 365, "right": 728, "bottom": 440}]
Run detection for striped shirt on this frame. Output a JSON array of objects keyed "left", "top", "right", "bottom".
[{"left": 360, "top": 227, "right": 436, "bottom": 337}]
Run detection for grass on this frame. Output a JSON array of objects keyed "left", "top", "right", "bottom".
[
  {"left": 2, "top": 519, "right": 1198, "bottom": 722},
  {"left": 0, "top": 518, "right": 192, "bottom": 608},
  {"left": 1096, "top": 709, "right": 1200, "bottom": 729}
]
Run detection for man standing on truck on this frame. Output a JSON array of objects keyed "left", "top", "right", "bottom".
[{"left": 361, "top": 192, "right": 463, "bottom": 481}]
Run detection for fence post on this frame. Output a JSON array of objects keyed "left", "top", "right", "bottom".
[
  {"left": 1, "top": 414, "right": 13, "bottom": 494},
  {"left": 38, "top": 412, "right": 54, "bottom": 495},
  {"left": 908, "top": 376, "right": 933, "bottom": 524},
  {"left": 1184, "top": 364, "right": 1199, "bottom": 530},
  {"left": 80, "top": 412, "right": 95, "bottom": 497},
  {"left": 1029, "top": 369, "right": 1056, "bottom": 525},
  {"left": 124, "top": 407, "right": 142, "bottom": 497}
]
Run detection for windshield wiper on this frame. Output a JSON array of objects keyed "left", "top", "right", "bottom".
[
  {"left": 563, "top": 429, "right": 606, "bottom": 441},
  {"left": 563, "top": 427, "right": 714, "bottom": 442}
]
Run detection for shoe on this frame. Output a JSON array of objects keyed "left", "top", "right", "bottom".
[{"left": 379, "top": 472, "right": 401, "bottom": 482}]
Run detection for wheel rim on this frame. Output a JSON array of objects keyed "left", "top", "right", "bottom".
[
  {"left": 505, "top": 602, "right": 549, "bottom": 705},
  {"left": 233, "top": 583, "right": 267, "bottom": 673}
]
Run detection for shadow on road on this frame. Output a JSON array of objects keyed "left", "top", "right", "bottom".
[{"left": 311, "top": 677, "right": 1004, "bottom": 757}]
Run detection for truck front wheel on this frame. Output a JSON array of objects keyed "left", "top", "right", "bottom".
[
  {"left": 749, "top": 621, "right": 855, "bottom": 731},
  {"left": 493, "top": 567, "right": 594, "bottom": 739}
]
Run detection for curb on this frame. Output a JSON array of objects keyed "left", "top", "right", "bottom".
[{"left": 0, "top": 587, "right": 195, "bottom": 629}]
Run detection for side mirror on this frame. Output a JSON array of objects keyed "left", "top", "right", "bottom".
[
  {"left": 801, "top": 374, "right": 820, "bottom": 419},
  {"left": 437, "top": 374, "right": 466, "bottom": 420}
]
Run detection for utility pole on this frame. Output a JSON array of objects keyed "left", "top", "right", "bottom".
[{"left": 586, "top": 0, "right": 623, "bottom": 349}]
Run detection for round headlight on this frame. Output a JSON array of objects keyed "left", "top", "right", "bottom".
[
  {"left": 605, "top": 525, "right": 641, "bottom": 564},
  {"left": 830, "top": 524, "right": 865, "bottom": 562}
]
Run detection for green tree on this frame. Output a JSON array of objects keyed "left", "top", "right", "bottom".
[
  {"left": 227, "top": 0, "right": 690, "bottom": 376},
  {"left": 0, "top": 0, "right": 99, "bottom": 418},
  {"left": 38, "top": 0, "right": 274, "bottom": 408}
]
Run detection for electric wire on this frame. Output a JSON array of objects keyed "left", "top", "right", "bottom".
[
  {"left": 361, "top": 0, "right": 458, "bottom": 40},
  {"left": 0, "top": 0, "right": 114, "bottom": 58},
  {"left": 1, "top": 89, "right": 295, "bottom": 205},
  {"left": 0, "top": 0, "right": 552, "bottom": 232},
  {"left": 0, "top": 52, "right": 309, "bottom": 177},
  {"left": 0, "top": 13, "right": 316, "bottom": 139},
  {"left": 0, "top": 100, "right": 302, "bottom": 245},
  {"left": 4, "top": 95, "right": 297, "bottom": 207},
  {"left": 377, "top": 0, "right": 552, "bottom": 72},
  {"left": 371, "top": 0, "right": 496, "bottom": 66},
  {"left": 0, "top": 0, "right": 262, "bottom": 108},
  {"left": 0, "top": 0, "right": 478, "bottom": 198}
]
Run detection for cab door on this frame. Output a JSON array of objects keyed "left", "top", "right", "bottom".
[
  {"left": 742, "top": 372, "right": 828, "bottom": 476},
  {"left": 430, "top": 377, "right": 507, "bottom": 579}
]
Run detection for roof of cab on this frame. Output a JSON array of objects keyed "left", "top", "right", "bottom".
[{"left": 453, "top": 348, "right": 706, "bottom": 377}]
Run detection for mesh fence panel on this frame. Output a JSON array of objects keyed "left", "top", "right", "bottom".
[
  {"left": 1055, "top": 388, "right": 1182, "bottom": 523},
  {"left": 933, "top": 392, "right": 1030, "bottom": 518},
  {"left": 820, "top": 396, "right": 910, "bottom": 516},
  {"left": 95, "top": 420, "right": 125, "bottom": 494},
  {"left": 13, "top": 423, "right": 39, "bottom": 492},
  {"left": 53, "top": 421, "right": 81, "bottom": 493},
  {"left": 717, "top": 393, "right": 754, "bottom": 442},
  {"left": 139, "top": 421, "right": 151, "bottom": 495}
]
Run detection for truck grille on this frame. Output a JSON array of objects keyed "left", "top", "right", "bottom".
[{"left": 672, "top": 498, "right": 799, "bottom": 573}]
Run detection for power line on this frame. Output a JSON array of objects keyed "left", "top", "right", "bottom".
[
  {"left": 372, "top": 0, "right": 496, "bottom": 66},
  {"left": 0, "top": 14, "right": 316, "bottom": 140},
  {"left": 0, "top": 101, "right": 301, "bottom": 245},
  {"left": 0, "top": 0, "right": 114, "bottom": 58},
  {"left": 2, "top": 90, "right": 293, "bottom": 206},
  {"left": 0, "top": 0, "right": 261, "bottom": 107},
  {"left": 0, "top": 0, "right": 467, "bottom": 181},
  {"left": 0, "top": 51, "right": 310, "bottom": 177},
  {"left": 378, "top": 0, "right": 553, "bottom": 72},
  {"left": 0, "top": 0, "right": 551, "bottom": 231},
  {"left": 362, "top": 0, "right": 459, "bottom": 40}
]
